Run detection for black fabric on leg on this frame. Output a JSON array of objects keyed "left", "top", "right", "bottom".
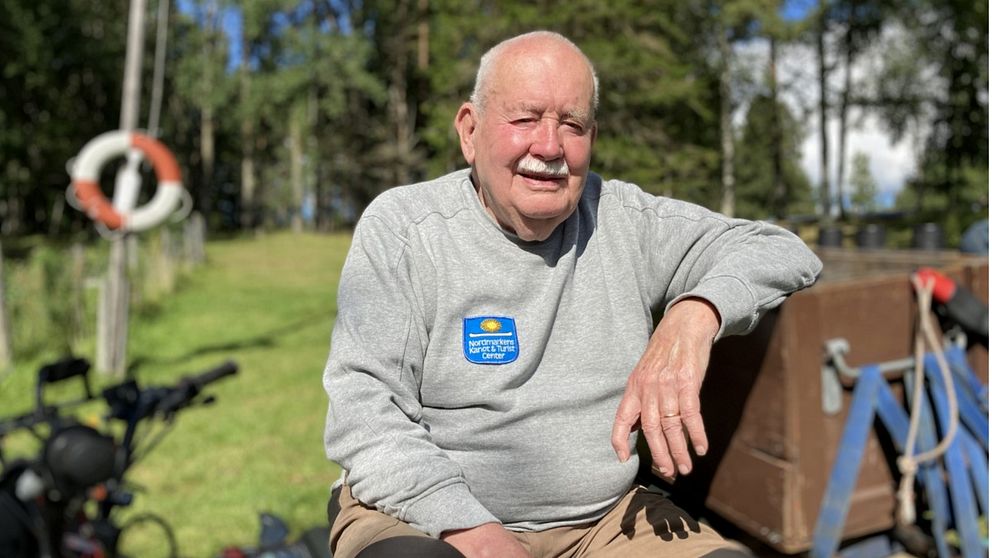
[
  {"left": 327, "top": 485, "right": 342, "bottom": 526},
  {"left": 355, "top": 536, "right": 466, "bottom": 558},
  {"left": 701, "top": 547, "right": 754, "bottom": 557}
]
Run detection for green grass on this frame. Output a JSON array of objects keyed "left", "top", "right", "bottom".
[{"left": 0, "top": 231, "right": 352, "bottom": 557}]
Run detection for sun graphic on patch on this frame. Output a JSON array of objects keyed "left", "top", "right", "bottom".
[{"left": 480, "top": 318, "right": 503, "bottom": 333}]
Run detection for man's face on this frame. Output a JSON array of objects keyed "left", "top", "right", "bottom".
[{"left": 456, "top": 39, "right": 597, "bottom": 242}]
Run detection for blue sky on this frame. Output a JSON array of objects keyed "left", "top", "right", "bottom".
[{"left": 781, "top": 0, "right": 817, "bottom": 21}]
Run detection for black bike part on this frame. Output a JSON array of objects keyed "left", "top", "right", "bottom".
[
  {"left": 0, "top": 463, "right": 41, "bottom": 558},
  {"left": 119, "top": 512, "right": 177, "bottom": 558},
  {"left": 260, "top": 512, "right": 291, "bottom": 546},
  {"left": 103, "top": 380, "right": 143, "bottom": 421},
  {"left": 38, "top": 358, "right": 90, "bottom": 385},
  {"left": 36, "top": 358, "right": 95, "bottom": 413},
  {"left": 299, "top": 526, "right": 332, "bottom": 558},
  {"left": 44, "top": 424, "right": 116, "bottom": 497},
  {"left": 0, "top": 409, "right": 48, "bottom": 438},
  {"left": 0, "top": 493, "right": 40, "bottom": 558},
  {"left": 189, "top": 360, "right": 240, "bottom": 388},
  {"left": 156, "top": 361, "right": 238, "bottom": 417}
]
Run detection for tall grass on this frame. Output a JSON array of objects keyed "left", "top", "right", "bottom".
[{"left": 0, "top": 231, "right": 351, "bottom": 556}]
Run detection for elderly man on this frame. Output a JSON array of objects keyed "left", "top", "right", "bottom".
[{"left": 323, "top": 31, "right": 821, "bottom": 558}]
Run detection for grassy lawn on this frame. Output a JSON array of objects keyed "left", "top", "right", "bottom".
[{"left": 0, "top": 231, "right": 352, "bottom": 556}]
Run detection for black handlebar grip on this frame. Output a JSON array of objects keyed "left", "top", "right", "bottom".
[
  {"left": 156, "top": 361, "right": 239, "bottom": 416},
  {"left": 38, "top": 358, "right": 91, "bottom": 384},
  {"left": 187, "top": 361, "right": 239, "bottom": 389}
]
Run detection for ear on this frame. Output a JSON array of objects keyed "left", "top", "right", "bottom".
[
  {"left": 589, "top": 120, "right": 598, "bottom": 148},
  {"left": 454, "top": 102, "right": 478, "bottom": 165}
]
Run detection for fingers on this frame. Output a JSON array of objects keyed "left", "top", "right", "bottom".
[
  {"left": 641, "top": 396, "right": 677, "bottom": 477},
  {"left": 613, "top": 367, "right": 708, "bottom": 478},
  {"left": 615, "top": 299, "right": 717, "bottom": 479},
  {"left": 679, "top": 385, "right": 709, "bottom": 457},
  {"left": 611, "top": 392, "right": 640, "bottom": 462}
]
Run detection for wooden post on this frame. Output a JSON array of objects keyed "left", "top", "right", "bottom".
[
  {"left": 71, "top": 243, "right": 86, "bottom": 345},
  {"left": 97, "top": 0, "right": 146, "bottom": 377},
  {"left": 0, "top": 240, "right": 13, "bottom": 369},
  {"left": 184, "top": 211, "right": 206, "bottom": 266},
  {"left": 159, "top": 225, "right": 176, "bottom": 291}
]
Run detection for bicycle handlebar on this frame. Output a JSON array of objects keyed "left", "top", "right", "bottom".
[
  {"left": 0, "top": 359, "right": 238, "bottom": 557},
  {"left": 0, "top": 409, "right": 50, "bottom": 437},
  {"left": 1, "top": 360, "right": 239, "bottom": 436},
  {"left": 183, "top": 360, "right": 239, "bottom": 390},
  {"left": 155, "top": 360, "right": 239, "bottom": 416}
]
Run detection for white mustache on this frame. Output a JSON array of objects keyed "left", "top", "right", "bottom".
[{"left": 516, "top": 156, "right": 569, "bottom": 177}]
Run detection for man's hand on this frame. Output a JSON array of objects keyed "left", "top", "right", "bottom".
[
  {"left": 441, "top": 523, "right": 530, "bottom": 558},
  {"left": 610, "top": 298, "right": 720, "bottom": 478}
]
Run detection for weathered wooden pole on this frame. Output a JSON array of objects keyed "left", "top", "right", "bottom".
[
  {"left": 0, "top": 240, "right": 13, "bottom": 369},
  {"left": 96, "top": 0, "right": 146, "bottom": 377}
]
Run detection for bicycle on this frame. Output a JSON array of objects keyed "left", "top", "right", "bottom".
[{"left": 0, "top": 357, "right": 238, "bottom": 558}]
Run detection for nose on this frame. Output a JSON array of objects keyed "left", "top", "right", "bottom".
[{"left": 530, "top": 118, "right": 564, "bottom": 160}]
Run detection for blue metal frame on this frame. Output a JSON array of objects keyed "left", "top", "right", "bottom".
[{"left": 811, "top": 351, "right": 989, "bottom": 558}]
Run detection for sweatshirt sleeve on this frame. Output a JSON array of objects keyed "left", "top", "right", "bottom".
[
  {"left": 626, "top": 187, "right": 822, "bottom": 338},
  {"left": 323, "top": 212, "right": 500, "bottom": 537}
]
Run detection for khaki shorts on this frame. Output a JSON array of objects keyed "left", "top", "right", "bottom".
[{"left": 330, "top": 484, "right": 750, "bottom": 558}]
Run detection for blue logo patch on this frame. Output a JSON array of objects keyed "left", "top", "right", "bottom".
[{"left": 463, "top": 316, "right": 519, "bottom": 365}]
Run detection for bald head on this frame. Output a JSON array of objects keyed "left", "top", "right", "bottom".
[{"left": 470, "top": 31, "right": 600, "bottom": 117}]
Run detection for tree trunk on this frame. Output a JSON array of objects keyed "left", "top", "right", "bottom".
[
  {"left": 770, "top": 36, "right": 786, "bottom": 219},
  {"left": 239, "top": 32, "right": 256, "bottom": 230},
  {"left": 2, "top": 182, "right": 23, "bottom": 235},
  {"left": 201, "top": 105, "right": 215, "bottom": 211},
  {"left": 49, "top": 195, "right": 66, "bottom": 236},
  {"left": 835, "top": 3, "right": 855, "bottom": 221},
  {"left": 417, "top": 0, "right": 429, "bottom": 71},
  {"left": 289, "top": 112, "right": 305, "bottom": 233},
  {"left": 718, "top": 25, "right": 735, "bottom": 217},
  {"left": 388, "top": 0, "right": 414, "bottom": 186},
  {"left": 190, "top": 1, "right": 223, "bottom": 218},
  {"left": 306, "top": 6, "right": 320, "bottom": 232},
  {"left": 199, "top": 1, "right": 217, "bottom": 216},
  {"left": 817, "top": 0, "right": 832, "bottom": 223}
]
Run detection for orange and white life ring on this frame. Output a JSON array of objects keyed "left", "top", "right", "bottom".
[{"left": 71, "top": 131, "right": 184, "bottom": 231}]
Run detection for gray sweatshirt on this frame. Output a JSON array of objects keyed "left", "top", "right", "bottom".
[{"left": 323, "top": 169, "right": 821, "bottom": 538}]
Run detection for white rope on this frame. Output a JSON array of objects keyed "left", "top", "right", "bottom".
[
  {"left": 65, "top": 184, "right": 83, "bottom": 211},
  {"left": 895, "top": 275, "right": 961, "bottom": 525},
  {"left": 169, "top": 188, "right": 194, "bottom": 223},
  {"left": 95, "top": 221, "right": 126, "bottom": 242}
]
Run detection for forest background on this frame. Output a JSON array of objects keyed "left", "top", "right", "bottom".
[{"left": 1, "top": 0, "right": 987, "bottom": 243}]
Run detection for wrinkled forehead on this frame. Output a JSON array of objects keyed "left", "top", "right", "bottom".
[
  {"left": 488, "top": 47, "right": 597, "bottom": 114},
  {"left": 470, "top": 32, "right": 598, "bottom": 112}
]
